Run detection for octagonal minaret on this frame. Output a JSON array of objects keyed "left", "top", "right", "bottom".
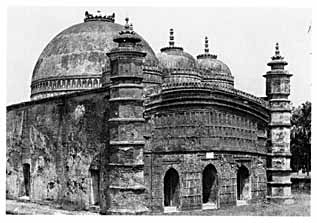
[
  {"left": 104, "top": 18, "right": 149, "bottom": 214},
  {"left": 264, "top": 43, "right": 294, "bottom": 204}
]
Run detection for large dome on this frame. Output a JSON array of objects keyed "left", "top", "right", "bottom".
[{"left": 31, "top": 13, "right": 160, "bottom": 100}]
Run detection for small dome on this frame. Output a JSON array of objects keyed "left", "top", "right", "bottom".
[
  {"left": 157, "top": 29, "right": 197, "bottom": 70},
  {"left": 196, "top": 37, "right": 234, "bottom": 88},
  {"left": 157, "top": 48, "right": 197, "bottom": 70},
  {"left": 196, "top": 37, "right": 232, "bottom": 76},
  {"left": 197, "top": 57, "right": 232, "bottom": 76}
]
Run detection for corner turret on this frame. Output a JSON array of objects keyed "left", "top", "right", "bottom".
[
  {"left": 102, "top": 17, "right": 149, "bottom": 214},
  {"left": 264, "top": 43, "right": 294, "bottom": 204}
]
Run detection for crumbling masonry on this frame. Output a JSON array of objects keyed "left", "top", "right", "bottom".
[{"left": 6, "top": 11, "right": 293, "bottom": 214}]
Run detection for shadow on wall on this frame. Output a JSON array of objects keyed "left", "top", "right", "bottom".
[
  {"left": 164, "top": 168, "right": 180, "bottom": 208},
  {"left": 291, "top": 173, "right": 311, "bottom": 193},
  {"left": 237, "top": 165, "right": 251, "bottom": 201},
  {"left": 202, "top": 164, "right": 218, "bottom": 206}
]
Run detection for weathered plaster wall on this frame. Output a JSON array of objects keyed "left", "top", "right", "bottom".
[
  {"left": 6, "top": 90, "right": 108, "bottom": 210},
  {"left": 7, "top": 86, "right": 269, "bottom": 213}
]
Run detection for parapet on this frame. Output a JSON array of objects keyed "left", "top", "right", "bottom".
[{"left": 84, "top": 11, "right": 115, "bottom": 23}]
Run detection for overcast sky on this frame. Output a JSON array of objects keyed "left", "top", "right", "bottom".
[{"left": 6, "top": 7, "right": 311, "bottom": 106}]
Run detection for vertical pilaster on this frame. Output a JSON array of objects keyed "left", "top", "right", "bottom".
[
  {"left": 264, "top": 43, "right": 294, "bottom": 204},
  {"left": 104, "top": 18, "right": 149, "bottom": 214}
]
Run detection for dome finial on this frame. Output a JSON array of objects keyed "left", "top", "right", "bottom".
[
  {"left": 169, "top": 28, "right": 175, "bottom": 47},
  {"left": 205, "top": 36, "right": 209, "bottom": 54},
  {"left": 160, "top": 28, "right": 184, "bottom": 52},
  {"left": 275, "top": 42, "right": 280, "bottom": 56},
  {"left": 196, "top": 36, "right": 217, "bottom": 59},
  {"left": 125, "top": 17, "right": 130, "bottom": 28}
]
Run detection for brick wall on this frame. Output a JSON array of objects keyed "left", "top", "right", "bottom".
[{"left": 146, "top": 152, "right": 267, "bottom": 211}]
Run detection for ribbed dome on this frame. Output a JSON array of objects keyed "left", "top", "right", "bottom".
[{"left": 31, "top": 14, "right": 160, "bottom": 100}]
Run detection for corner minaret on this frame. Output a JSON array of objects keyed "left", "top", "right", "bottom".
[
  {"left": 264, "top": 43, "right": 294, "bottom": 204},
  {"left": 104, "top": 17, "right": 149, "bottom": 214}
]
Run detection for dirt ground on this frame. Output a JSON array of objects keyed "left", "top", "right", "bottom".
[
  {"left": 6, "top": 192, "right": 310, "bottom": 216},
  {"left": 6, "top": 199, "right": 98, "bottom": 215}
]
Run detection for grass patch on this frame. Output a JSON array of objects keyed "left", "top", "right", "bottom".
[{"left": 161, "top": 192, "right": 310, "bottom": 216}]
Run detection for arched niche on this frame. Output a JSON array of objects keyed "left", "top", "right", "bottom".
[
  {"left": 163, "top": 168, "right": 180, "bottom": 208},
  {"left": 202, "top": 164, "right": 218, "bottom": 209},
  {"left": 89, "top": 154, "right": 100, "bottom": 206},
  {"left": 237, "top": 165, "right": 251, "bottom": 203},
  {"left": 22, "top": 163, "right": 30, "bottom": 197}
]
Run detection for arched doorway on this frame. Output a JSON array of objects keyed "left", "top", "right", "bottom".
[
  {"left": 22, "top": 163, "right": 30, "bottom": 197},
  {"left": 237, "top": 165, "right": 251, "bottom": 202},
  {"left": 164, "top": 168, "right": 180, "bottom": 208},
  {"left": 202, "top": 164, "right": 218, "bottom": 206}
]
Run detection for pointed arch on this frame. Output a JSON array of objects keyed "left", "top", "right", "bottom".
[
  {"left": 22, "top": 163, "right": 30, "bottom": 196},
  {"left": 202, "top": 164, "right": 218, "bottom": 205},
  {"left": 237, "top": 165, "right": 251, "bottom": 201},
  {"left": 163, "top": 168, "right": 180, "bottom": 207}
]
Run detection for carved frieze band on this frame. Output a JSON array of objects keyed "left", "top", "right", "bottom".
[
  {"left": 151, "top": 110, "right": 263, "bottom": 150},
  {"left": 31, "top": 77, "right": 102, "bottom": 96}
]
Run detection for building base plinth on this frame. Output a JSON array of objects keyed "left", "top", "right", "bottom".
[
  {"left": 105, "top": 207, "right": 149, "bottom": 215},
  {"left": 267, "top": 196, "right": 294, "bottom": 205},
  {"left": 164, "top": 206, "right": 178, "bottom": 213}
]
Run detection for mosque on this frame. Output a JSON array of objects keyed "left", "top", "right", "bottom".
[{"left": 6, "top": 11, "right": 294, "bottom": 214}]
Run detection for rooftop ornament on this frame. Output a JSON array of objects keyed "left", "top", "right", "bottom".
[
  {"left": 169, "top": 28, "right": 175, "bottom": 47},
  {"left": 267, "top": 42, "right": 288, "bottom": 68},
  {"left": 113, "top": 17, "right": 142, "bottom": 45},
  {"left": 84, "top": 10, "right": 115, "bottom": 23},
  {"left": 161, "top": 28, "right": 183, "bottom": 52},
  {"left": 271, "top": 42, "right": 284, "bottom": 60},
  {"left": 204, "top": 36, "right": 209, "bottom": 54},
  {"left": 118, "top": 17, "right": 135, "bottom": 35},
  {"left": 197, "top": 36, "right": 217, "bottom": 59}
]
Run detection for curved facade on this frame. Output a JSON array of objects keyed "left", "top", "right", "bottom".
[
  {"left": 144, "top": 78, "right": 269, "bottom": 211},
  {"left": 6, "top": 11, "right": 294, "bottom": 214}
]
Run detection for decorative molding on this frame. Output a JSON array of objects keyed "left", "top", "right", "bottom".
[
  {"left": 84, "top": 11, "right": 115, "bottom": 23},
  {"left": 31, "top": 77, "right": 102, "bottom": 100}
]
